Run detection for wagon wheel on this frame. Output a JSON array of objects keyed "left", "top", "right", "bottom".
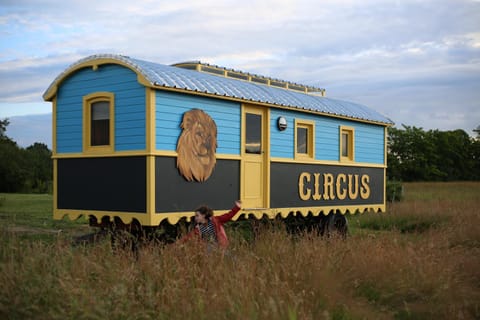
[
  {"left": 319, "top": 213, "right": 348, "bottom": 239},
  {"left": 110, "top": 229, "right": 138, "bottom": 252}
]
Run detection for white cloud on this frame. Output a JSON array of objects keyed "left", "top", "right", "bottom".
[
  {"left": 0, "top": 0, "right": 479, "bottom": 137},
  {"left": 5, "top": 113, "right": 52, "bottom": 148}
]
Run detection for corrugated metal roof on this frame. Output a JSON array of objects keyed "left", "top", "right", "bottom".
[{"left": 43, "top": 54, "right": 393, "bottom": 125}]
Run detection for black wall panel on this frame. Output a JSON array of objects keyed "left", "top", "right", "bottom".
[
  {"left": 270, "top": 162, "right": 384, "bottom": 208},
  {"left": 57, "top": 157, "right": 146, "bottom": 212},
  {"left": 156, "top": 157, "right": 240, "bottom": 212}
]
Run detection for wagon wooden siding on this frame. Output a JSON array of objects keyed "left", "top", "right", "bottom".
[
  {"left": 56, "top": 64, "right": 146, "bottom": 153},
  {"left": 155, "top": 91, "right": 241, "bottom": 155},
  {"left": 355, "top": 123, "right": 386, "bottom": 164},
  {"left": 270, "top": 108, "right": 385, "bottom": 164}
]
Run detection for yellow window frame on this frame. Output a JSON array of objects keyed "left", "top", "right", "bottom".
[
  {"left": 340, "top": 126, "right": 355, "bottom": 162},
  {"left": 294, "top": 119, "right": 315, "bottom": 160},
  {"left": 83, "top": 92, "right": 115, "bottom": 153}
]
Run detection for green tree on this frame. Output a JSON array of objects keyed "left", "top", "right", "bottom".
[
  {"left": 387, "top": 125, "right": 479, "bottom": 182},
  {"left": 432, "top": 129, "right": 473, "bottom": 181},
  {"left": 0, "top": 118, "right": 52, "bottom": 193},
  {"left": 0, "top": 139, "right": 28, "bottom": 193},
  {"left": 0, "top": 118, "right": 9, "bottom": 139},
  {"left": 387, "top": 125, "right": 441, "bottom": 181},
  {"left": 1, "top": 119, "right": 24, "bottom": 191},
  {"left": 474, "top": 125, "right": 480, "bottom": 139},
  {"left": 386, "top": 127, "right": 402, "bottom": 180},
  {"left": 25, "top": 143, "right": 52, "bottom": 193},
  {"left": 471, "top": 130, "right": 480, "bottom": 180}
]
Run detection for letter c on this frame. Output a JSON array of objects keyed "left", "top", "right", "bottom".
[{"left": 298, "top": 172, "right": 312, "bottom": 201}]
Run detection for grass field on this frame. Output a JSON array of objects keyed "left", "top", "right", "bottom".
[{"left": 1, "top": 182, "right": 479, "bottom": 319}]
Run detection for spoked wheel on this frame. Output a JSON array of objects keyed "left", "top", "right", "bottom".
[
  {"left": 109, "top": 218, "right": 142, "bottom": 257},
  {"left": 319, "top": 212, "right": 348, "bottom": 239}
]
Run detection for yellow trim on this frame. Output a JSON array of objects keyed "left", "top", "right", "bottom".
[
  {"left": 44, "top": 58, "right": 151, "bottom": 101},
  {"left": 52, "top": 151, "right": 242, "bottom": 160},
  {"left": 54, "top": 209, "right": 151, "bottom": 226},
  {"left": 53, "top": 159, "right": 58, "bottom": 213},
  {"left": 384, "top": 127, "right": 388, "bottom": 167},
  {"left": 137, "top": 75, "right": 151, "bottom": 87},
  {"left": 294, "top": 119, "right": 315, "bottom": 160},
  {"left": 340, "top": 125, "right": 355, "bottom": 162},
  {"left": 384, "top": 127, "right": 388, "bottom": 209},
  {"left": 83, "top": 92, "right": 115, "bottom": 154},
  {"left": 240, "top": 204, "right": 386, "bottom": 220},
  {"left": 270, "top": 157, "right": 386, "bottom": 168},
  {"left": 215, "top": 153, "right": 242, "bottom": 160},
  {"left": 52, "top": 97, "right": 57, "bottom": 155},
  {"left": 152, "top": 212, "right": 194, "bottom": 225},
  {"left": 53, "top": 151, "right": 382, "bottom": 168},
  {"left": 145, "top": 88, "right": 156, "bottom": 221},
  {"left": 265, "top": 108, "right": 271, "bottom": 208},
  {"left": 53, "top": 203, "right": 385, "bottom": 226},
  {"left": 146, "top": 156, "right": 155, "bottom": 222},
  {"left": 383, "top": 165, "right": 387, "bottom": 210},
  {"left": 146, "top": 151, "right": 241, "bottom": 160},
  {"left": 152, "top": 150, "right": 176, "bottom": 157},
  {"left": 240, "top": 105, "right": 246, "bottom": 205},
  {"left": 52, "top": 151, "right": 147, "bottom": 159},
  {"left": 241, "top": 104, "right": 269, "bottom": 209}
]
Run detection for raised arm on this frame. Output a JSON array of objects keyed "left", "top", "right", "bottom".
[{"left": 216, "top": 200, "right": 242, "bottom": 223}]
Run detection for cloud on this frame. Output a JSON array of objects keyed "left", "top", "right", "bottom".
[
  {"left": 0, "top": 54, "right": 86, "bottom": 102},
  {"left": 6, "top": 113, "right": 51, "bottom": 148},
  {"left": 0, "top": 0, "right": 479, "bottom": 134}
]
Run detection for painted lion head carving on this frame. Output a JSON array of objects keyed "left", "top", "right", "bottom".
[{"left": 176, "top": 109, "right": 217, "bottom": 182}]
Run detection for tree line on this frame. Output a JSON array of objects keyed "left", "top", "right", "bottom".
[
  {"left": 387, "top": 125, "right": 480, "bottom": 181},
  {"left": 0, "top": 119, "right": 52, "bottom": 193},
  {"left": 0, "top": 118, "right": 479, "bottom": 193}
]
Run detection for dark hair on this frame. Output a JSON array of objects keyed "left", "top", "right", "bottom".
[{"left": 195, "top": 205, "right": 214, "bottom": 219}]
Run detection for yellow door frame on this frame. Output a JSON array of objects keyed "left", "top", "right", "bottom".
[{"left": 241, "top": 104, "right": 270, "bottom": 209}]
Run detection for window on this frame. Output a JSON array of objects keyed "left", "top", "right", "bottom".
[
  {"left": 340, "top": 126, "right": 354, "bottom": 161},
  {"left": 91, "top": 101, "right": 110, "bottom": 146},
  {"left": 83, "top": 92, "right": 114, "bottom": 153},
  {"left": 297, "top": 127, "right": 308, "bottom": 153},
  {"left": 245, "top": 113, "right": 262, "bottom": 154},
  {"left": 295, "top": 120, "right": 315, "bottom": 159}
]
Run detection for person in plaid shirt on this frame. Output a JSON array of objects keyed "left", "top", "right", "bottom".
[{"left": 180, "top": 200, "right": 242, "bottom": 250}]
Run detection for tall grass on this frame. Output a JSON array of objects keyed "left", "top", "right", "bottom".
[{"left": 1, "top": 183, "right": 479, "bottom": 319}]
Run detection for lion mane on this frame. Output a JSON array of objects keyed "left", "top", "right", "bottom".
[{"left": 176, "top": 109, "right": 217, "bottom": 182}]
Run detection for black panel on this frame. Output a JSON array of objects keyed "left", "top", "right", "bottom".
[
  {"left": 270, "top": 162, "right": 384, "bottom": 208},
  {"left": 156, "top": 157, "right": 240, "bottom": 212},
  {"left": 57, "top": 157, "right": 146, "bottom": 212}
]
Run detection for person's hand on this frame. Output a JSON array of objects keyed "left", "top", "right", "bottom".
[{"left": 235, "top": 200, "right": 242, "bottom": 208}]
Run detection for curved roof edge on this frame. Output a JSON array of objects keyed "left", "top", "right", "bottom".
[
  {"left": 43, "top": 54, "right": 394, "bottom": 126},
  {"left": 43, "top": 54, "right": 154, "bottom": 101}
]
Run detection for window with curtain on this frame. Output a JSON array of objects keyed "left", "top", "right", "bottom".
[{"left": 91, "top": 101, "right": 110, "bottom": 146}]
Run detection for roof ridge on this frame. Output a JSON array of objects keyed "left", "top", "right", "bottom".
[{"left": 171, "top": 61, "right": 326, "bottom": 96}]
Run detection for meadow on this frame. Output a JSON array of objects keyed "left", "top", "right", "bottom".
[{"left": 0, "top": 182, "right": 479, "bottom": 319}]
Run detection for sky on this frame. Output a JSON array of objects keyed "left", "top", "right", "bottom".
[{"left": 1, "top": 0, "right": 479, "bottom": 148}]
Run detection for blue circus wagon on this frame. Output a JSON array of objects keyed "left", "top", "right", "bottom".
[{"left": 43, "top": 54, "right": 393, "bottom": 235}]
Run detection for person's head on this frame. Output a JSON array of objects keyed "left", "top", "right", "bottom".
[{"left": 194, "top": 205, "right": 213, "bottom": 224}]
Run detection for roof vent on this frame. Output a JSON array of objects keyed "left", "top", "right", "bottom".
[{"left": 172, "top": 61, "right": 326, "bottom": 96}]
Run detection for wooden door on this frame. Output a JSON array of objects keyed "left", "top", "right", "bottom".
[{"left": 241, "top": 105, "right": 268, "bottom": 209}]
